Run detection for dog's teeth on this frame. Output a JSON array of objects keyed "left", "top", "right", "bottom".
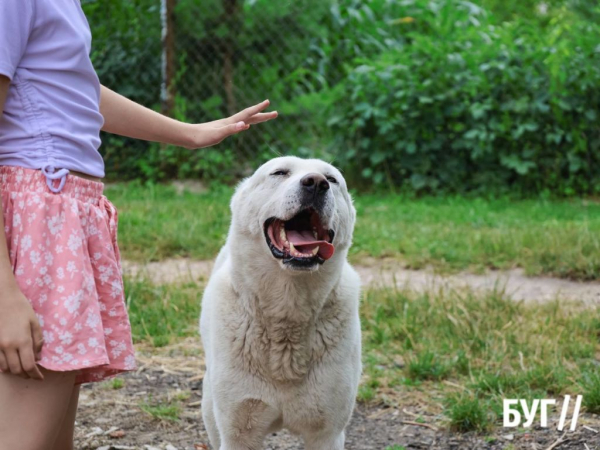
[
  {"left": 313, "top": 230, "right": 318, "bottom": 239},
  {"left": 289, "top": 242, "right": 296, "bottom": 255},
  {"left": 280, "top": 227, "right": 287, "bottom": 243},
  {"left": 311, "top": 247, "right": 319, "bottom": 256}
]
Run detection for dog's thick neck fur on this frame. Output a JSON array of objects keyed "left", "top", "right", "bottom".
[{"left": 227, "top": 230, "right": 350, "bottom": 383}]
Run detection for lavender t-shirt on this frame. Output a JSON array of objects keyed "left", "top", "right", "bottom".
[{"left": 0, "top": 0, "right": 105, "bottom": 182}]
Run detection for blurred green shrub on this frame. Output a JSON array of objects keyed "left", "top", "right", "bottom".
[
  {"left": 86, "top": 0, "right": 600, "bottom": 195},
  {"left": 322, "top": 0, "right": 600, "bottom": 194}
]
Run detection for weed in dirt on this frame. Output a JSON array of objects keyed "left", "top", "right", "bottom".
[
  {"left": 107, "top": 183, "right": 600, "bottom": 279},
  {"left": 108, "top": 378, "right": 125, "bottom": 390},
  {"left": 172, "top": 390, "right": 192, "bottom": 401},
  {"left": 385, "top": 446, "right": 407, "bottom": 450},
  {"left": 140, "top": 398, "right": 182, "bottom": 422},
  {"left": 445, "top": 393, "right": 492, "bottom": 432},
  {"left": 407, "top": 351, "right": 450, "bottom": 381},
  {"left": 581, "top": 370, "right": 600, "bottom": 414},
  {"left": 357, "top": 385, "right": 376, "bottom": 402}
]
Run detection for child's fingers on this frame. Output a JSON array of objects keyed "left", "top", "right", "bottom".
[
  {"left": 223, "top": 121, "right": 250, "bottom": 136},
  {"left": 5, "top": 349, "right": 27, "bottom": 379},
  {"left": 18, "top": 346, "right": 44, "bottom": 381},
  {"left": 200, "top": 122, "right": 250, "bottom": 147},
  {"left": 0, "top": 351, "right": 8, "bottom": 372},
  {"left": 30, "top": 319, "right": 44, "bottom": 360},
  {"left": 233, "top": 100, "right": 271, "bottom": 121},
  {"left": 245, "top": 111, "right": 278, "bottom": 125}
]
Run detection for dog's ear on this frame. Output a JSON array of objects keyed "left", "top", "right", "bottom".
[
  {"left": 345, "top": 190, "right": 357, "bottom": 226},
  {"left": 230, "top": 177, "right": 251, "bottom": 216},
  {"left": 335, "top": 181, "right": 357, "bottom": 248},
  {"left": 230, "top": 175, "right": 268, "bottom": 234}
]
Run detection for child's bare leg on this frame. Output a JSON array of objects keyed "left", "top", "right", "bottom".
[
  {"left": 51, "top": 385, "right": 81, "bottom": 450},
  {"left": 0, "top": 368, "right": 77, "bottom": 450}
]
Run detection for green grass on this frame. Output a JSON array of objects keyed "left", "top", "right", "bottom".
[
  {"left": 125, "top": 277, "right": 201, "bottom": 347},
  {"left": 406, "top": 351, "right": 450, "bottom": 381},
  {"left": 107, "top": 183, "right": 600, "bottom": 279},
  {"left": 582, "top": 371, "right": 600, "bottom": 414},
  {"left": 107, "top": 182, "right": 231, "bottom": 261},
  {"left": 445, "top": 393, "right": 493, "bottom": 433},
  {"left": 360, "top": 286, "right": 600, "bottom": 431},
  {"left": 107, "top": 378, "right": 125, "bottom": 390},
  {"left": 125, "top": 272, "right": 600, "bottom": 432},
  {"left": 113, "top": 182, "right": 600, "bottom": 433},
  {"left": 99, "top": 377, "right": 125, "bottom": 390},
  {"left": 140, "top": 398, "right": 182, "bottom": 422},
  {"left": 357, "top": 384, "right": 377, "bottom": 403},
  {"left": 354, "top": 194, "right": 600, "bottom": 279}
]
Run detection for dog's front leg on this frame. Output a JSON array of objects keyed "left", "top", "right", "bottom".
[
  {"left": 216, "top": 398, "right": 280, "bottom": 450},
  {"left": 304, "top": 431, "right": 345, "bottom": 450}
]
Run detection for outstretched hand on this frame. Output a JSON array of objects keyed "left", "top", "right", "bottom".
[{"left": 185, "top": 99, "right": 278, "bottom": 149}]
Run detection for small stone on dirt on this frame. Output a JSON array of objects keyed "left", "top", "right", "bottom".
[
  {"left": 85, "top": 427, "right": 104, "bottom": 438},
  {"left": 109, "top": 429, "right": 126, "bottom": 438}
]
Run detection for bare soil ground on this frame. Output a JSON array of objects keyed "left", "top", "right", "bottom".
[
  {"left": 74, "top": 339, "right": 600, "bottom": 450},
  {"left": 122, "top": 257, "right": 600, "bottom": 305}
]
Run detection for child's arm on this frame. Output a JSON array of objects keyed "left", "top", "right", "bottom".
[
  {"left": 0, "top": 75, "right": 44, "bottom": 381},
  {"left": 100, "top": 85, "right": 277, "bottom": 148}
]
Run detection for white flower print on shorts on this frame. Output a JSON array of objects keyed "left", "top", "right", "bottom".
[{"left": 1, "top": 166, "right": 136, "bottom": 384}]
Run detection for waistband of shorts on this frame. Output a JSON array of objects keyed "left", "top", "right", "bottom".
[{"left": 0, "top": 166, "right": 104, "bottom": 202}]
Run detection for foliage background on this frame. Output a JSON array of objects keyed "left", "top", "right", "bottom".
[{"left": 84, "top": 0, "right": 600, "bottom": 195}]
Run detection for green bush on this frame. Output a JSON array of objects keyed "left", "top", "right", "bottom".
[
  {"left": 86, "top": 0, "right": 600, "bottom": 194},
  {"left": 325, "top": 1, "right": 600, "bottom": 194}
]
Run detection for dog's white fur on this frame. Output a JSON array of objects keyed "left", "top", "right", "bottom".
[{"left": 199, "top": 157, "right": 361, "bottom": 449}]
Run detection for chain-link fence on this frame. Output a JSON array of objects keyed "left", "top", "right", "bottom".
[{"left": 85, "top": 0, "right": 336, "bottom": 181}]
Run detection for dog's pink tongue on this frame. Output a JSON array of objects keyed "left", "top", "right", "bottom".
[{"left": 287, "top": 230, "right": 335, "bottom": 260}]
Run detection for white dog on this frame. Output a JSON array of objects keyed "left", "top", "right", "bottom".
[{"left": 199, "top": 156, "right": 362, "bottom": 450}]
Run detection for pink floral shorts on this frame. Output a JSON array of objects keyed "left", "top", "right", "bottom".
[{"left": 1, "top": 166, "right": 136, "bottom": 384}]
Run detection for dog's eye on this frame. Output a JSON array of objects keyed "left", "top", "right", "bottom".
[
  {"left": 326, "top": 176, "right": 338, "bottom": 184},
  {"left": 271, "top": 170, "right": 289, "bottom": 176}
]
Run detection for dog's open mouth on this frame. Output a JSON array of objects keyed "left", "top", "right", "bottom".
[{"left": 264, "top": 208, "right": 335, "bottom": 265}]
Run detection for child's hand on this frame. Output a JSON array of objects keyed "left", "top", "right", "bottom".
[
  {"left": 184, "top": 99, "right": 278, "bottom": 149},
  {"left": 0, "top": 284, "right": 44, "bottom": 380}
]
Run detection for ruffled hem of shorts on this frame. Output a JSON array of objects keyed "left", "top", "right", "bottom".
[
  {"left": 38, "top": 358, "right": 137, "bottom": 384},
  {"left": 76, "top": 367, "right": 134, "bottom": 385}
]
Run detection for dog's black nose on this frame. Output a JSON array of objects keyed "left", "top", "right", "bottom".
[{"left": 301, "top": 173, "right": 329, "bottom": 195}]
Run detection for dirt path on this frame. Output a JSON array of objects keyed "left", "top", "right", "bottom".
[
  {"left": 122, "top": 257, "right": 600, "bottom": 305},
  {"left": 75, "top": 339, "right": 600, "bottom": 450}
]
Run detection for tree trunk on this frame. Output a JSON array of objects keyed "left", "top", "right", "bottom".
[
  {"left": 223, "top": 0, "right": 239, "bottom": 116},
  {"left": 161, "top": 0, "right": 176, "bottom": 117}
]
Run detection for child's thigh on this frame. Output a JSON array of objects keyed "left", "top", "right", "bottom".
[{"left": 0, "top": 368, "right": 77, "bottom": 450}]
